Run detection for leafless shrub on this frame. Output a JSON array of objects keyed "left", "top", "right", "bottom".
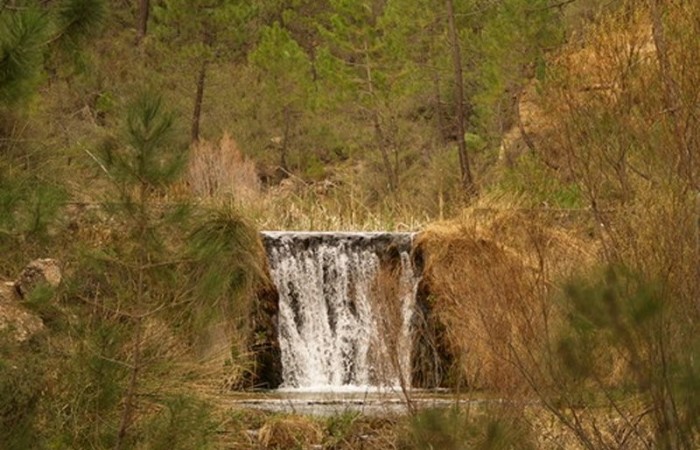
[
  {"left": 188, "top": 133, "right": 260, "bottom": 205},
  {"left": 368, "top": 252, "right": 418, "bottom": 410}
]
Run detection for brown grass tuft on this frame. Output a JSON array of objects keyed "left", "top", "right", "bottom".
[
  {"left": 188, "top": 133, "right": 261, "bottom": 204},
  {"left": 415, "top": 195, "right": 599, "bottom": 391},
  {"left": 258, "top": 415, "right": 323, "bottom": 449}
]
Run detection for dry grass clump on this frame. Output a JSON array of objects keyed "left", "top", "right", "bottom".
[
  {"left": 188, "top": 133, "right": 261, "bottom": 204},
  {"left": 525, "top": 401, "right": 657, "bottom": 450},
  {"left": 251, "top": 174, "right": 428, "bottom": 232},
  {"left": 324, "top": 414, "right": 399, "bottom": 450},
  {"left": 258, "top": 414, "right": 324, "bottom": 449},
  {"left": 415, "top": 195, "right": 599, "bottom": 391}
]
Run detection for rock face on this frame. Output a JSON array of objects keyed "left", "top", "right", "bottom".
[
  {"left": 410, "top": 277, "right": 458, "bottom": 389},
  {"left": 0, "top": 259, "right": 62, "bottom": 342},
  {"left": 249, "top": 280, "right": 283, "bottom": 389}
]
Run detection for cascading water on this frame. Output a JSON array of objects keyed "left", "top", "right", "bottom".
[{"left": 261, "top": 232, "right": 420, "bottom": 391}]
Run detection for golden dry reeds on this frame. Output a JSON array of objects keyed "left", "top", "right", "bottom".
[
  {"left": 188, "top": 133, "right": 261, "bottom": 205},
  {"left": 415, "top": 195, "right": 599, "bottom": 392}
]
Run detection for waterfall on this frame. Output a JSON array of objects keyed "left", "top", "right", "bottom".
[{"left": 261, "top": 232, "right": 420, "bottom": 391}]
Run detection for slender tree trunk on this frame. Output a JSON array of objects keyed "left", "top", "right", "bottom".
[
  {"left": 372, "top": 111, "right": 397, "bottom": 192},
  {"left": 116, "top": 180, "right": 149, "bottom": 450},
  {"left": 446, "top": 0, "right": 475, "bottom": 196},
  {"left": 280, "top": 106, "right": 291, "bottom": 172},
  {"left": 364, "top": 40, "right": 397, "bottom": 192},
  {"left": 432, "top": 68, "right": 447, "bottom": 147},
  {"left": 191, "top": 60, "right": 207, "bottom": 144},
  {"left": 137, "top": 0, "right": 149, "bottom": 44},
  {"left": 115, "top": 317, "right": 142, "bottom": 450}
]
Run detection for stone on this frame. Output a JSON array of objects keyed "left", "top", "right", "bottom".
[
  {"left": 0, "top": 259, "right": 61, "bottom": 342},
  {"left": 0, "top": 282, "right": 44, "bottom": 342},
  {"left": 15, "top": 258, "right": 62, "bottom": 299}
]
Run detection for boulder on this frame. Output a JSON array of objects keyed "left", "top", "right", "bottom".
[
  {"left": 0, "top": 259, "right": 62, "bottom": 342},
  {"left": 15, "top": 258, "right": 62, "bottom": 299}
]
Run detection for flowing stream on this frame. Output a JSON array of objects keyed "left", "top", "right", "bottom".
[{"left": 261, "top": 231, "right": 420, "bottom": 392}]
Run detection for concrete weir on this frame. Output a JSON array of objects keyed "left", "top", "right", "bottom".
[{"left": 248, "top": 231, "right": 453, "bottom": 392}]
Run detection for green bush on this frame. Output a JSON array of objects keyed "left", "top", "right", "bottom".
[
  {"left": 138, "top": 395, "right": 217, "bottom": 450},
  {"left": 402, "top": 407, "right": 535, "bottom": 450}
]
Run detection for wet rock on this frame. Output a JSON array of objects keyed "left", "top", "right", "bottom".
[
  {"left": 244, "top": 279, "right": 283, "bottom": 390},
  {"left": 260, "top": 231, "right": 415, "bottom": 256}
]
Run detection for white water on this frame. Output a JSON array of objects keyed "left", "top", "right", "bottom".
[{"left": 262, "top": 232, "right": 420, "bottom": 391}]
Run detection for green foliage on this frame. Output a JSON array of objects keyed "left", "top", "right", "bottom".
[
  {"left": 0, "top": 174, "right": 68, "bottom": 244},
  {"left": 406, "top": 407, "right": 473, "bottom": 450},
  {"left": 154, "top": 0, "right": 252, "bottom": 54},
  {"left": 493, "top": 153, "right": 584, "bottom": 208},
  {"left": 249, "top": 22, "right": 312, "bottom": 104},
  {"left": 50, "top": 322, "right": 129, "bottom": 448},
  {"left": 116, "top": 92, "right": 184, "bottom": 188},
  {"left": 56, "top": 0, "right": 106, "bottom": 46},
  {"left": 403, "top": 407, "right": 535, "bottom": 450},
  {"left": 319, "top": 0, "right": 389, "bottom": 103},
  {"left": 53, "top": 92, "right": 265, "bottom": 448},
  {"left": 139, "top": 395, "right": 217, "bottom": 450},
  {"left": 249, "top": 21, "right": 312, "bottom": 115},
  {"left": 0, "top": 0, "right": 106, "bottom": 107},
  {"left": 547, "top": 266, "right": 700, "bottom": 449},
  {"left": 247, "top": 21, "right": 314, "bottom": 171},
  {"left": 0, "top": 8, "right": 48, "bottom": 107},
  {"left": 471, "top": 0, "right": 564, "bottom": 135},
  {"left": 22, "top": 283, "right": 63, "bottom": 328},
  {"left": 179, "top": 207, "right": 264, "bottom": 338},
  {"left": 325, "top": 410, "right": 361, "bottom": 445}
]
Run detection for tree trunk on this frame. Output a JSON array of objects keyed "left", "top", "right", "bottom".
[
  {"left": 137, "top": 0, "right": 149, "bottom": 44},
  {"left": 191, "top": 60, "right": 207, "bottom": 144},
  {"left": 432, "top": 68, "right": 447, "bottom": 147},
  {"left": 280, "top": 106, "right": 291, "bottom": 172},
  {"left": 446, "top": 0, "right": 475, "bottom": 196},
  {"left": 115, "top": 178, "right": 152, "bottom": 449},
  {"left": 372, "top": 111, "right": 397, "bottom": 192},
  {"left": 364, "top": 40, "right": 397, "bottom": 192},
  {"left": 115, "top": 317, "right": 142, "bottom": 450}
]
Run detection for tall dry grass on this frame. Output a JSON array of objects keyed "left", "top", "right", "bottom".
[
  {"left": 187, "top": 133, "right": 261, "bottom": 205},
  {"left": 183, "top": 133, "right": 431, "bottom": 231},
  {"left": 249, "top": 173, "right": 429, "bottom": 232},
  {"left": 415, "top": 195, "right": 599, "bottom": 392}
]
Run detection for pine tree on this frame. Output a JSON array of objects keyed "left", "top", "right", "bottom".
[
  {"left": 0, "top": 8, "right": 48, "bottom": 107},
  {"left": 317, "top": 0, "right": 402, "bottom": 191},
  {"left": 0, "top": 0, "right": 105, "bottom": 263},
  {"left": 249, "top": 22, "right": 313, "bottom": 173},
  {"left": 0, "top": 0, "right": 105, "bottom": 108},
  {"left": 153, "top": 0, "right": 256, "bottom": 143},
  {"left": 93, "top": 92, "right": 262, "bottom": 448}
]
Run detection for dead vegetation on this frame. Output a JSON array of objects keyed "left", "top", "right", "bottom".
[
  {"left": 187, "top": 133, "right": 261, "bottom": 205},
  {"left": 258, "top": 415, "right": 324, "bottom": 449},
  {"left": 415, "top": 196, "right": 599, "bottom": 392}
]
